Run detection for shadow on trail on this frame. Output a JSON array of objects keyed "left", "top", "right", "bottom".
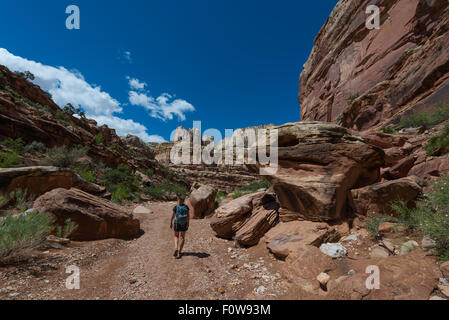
[{"left": 181, "top": 252, "right": 210, "bottom": 259}]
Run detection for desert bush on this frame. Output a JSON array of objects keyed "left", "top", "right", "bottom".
[
  {"left": 24, "top": 141, "right": 46, "bottom": 153},
  {"left": 41, "top": 145, "right": 88, "bottom": 168},
  {"left": 9, "top": 188, "right": 28, "bottom": 211},
  {"left": 365, "top": 215, "right": 397, "bottom": 240},
  {"left": 56, "top": 219, "right": 76, "bottom": 238},
  {"left": 425, "top": 124, "right": 449, "bottom": 156},
  {"left": 110, "top": 183, "right": 132, "bottom": 204},
  {"left": 230, "top": 179, "right": 271, "bottom": 199},
  {"left": 104, "top": 165, "right": 140, "bottom": 203},
  {"left": 144, "top": 180, "right": 188, "bottom": 200},
  {"left": 0, "top": 150, "right": 20, "bottom": 168},
  {"left": 400, "top": 103, "right": 449, "bottom": 129},
  {"left": 0, "top": 211, "right": 53, "bottom": 261},
  {"left": 381, "top": 126, "right": 398, "bottom": 134},
  {"left": 94, "top": 133, "right": 104, "bottom": 146},
  {"left": 74, "top": 167, "right": 97, "bottom": 183},
  {"left": 348, "top": 93, "right": 360, "bottom": 103},
  {"left": 1, "top": 138, "right": 25, "bottom": 154},
  {"left": 216, "top": 191, "right": 227, "bottom": 204},
  {"left": 393, "top": 175, "right": 449, "bottom": 260}
]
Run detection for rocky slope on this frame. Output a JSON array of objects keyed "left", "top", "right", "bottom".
[
  {"left": 299, "top": 0, "right": 449, "bottom": 131},
  {"left": 0, "top": 65, "right": 158, "bottom": 171}
]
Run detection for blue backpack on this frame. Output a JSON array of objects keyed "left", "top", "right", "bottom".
[{"left": 175, "top": 205, "right": 189, "bottom": 225}]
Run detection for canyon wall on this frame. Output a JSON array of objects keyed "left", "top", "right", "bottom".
[{"left": 299, "top": 0, "right": 449, "bottom": 131}]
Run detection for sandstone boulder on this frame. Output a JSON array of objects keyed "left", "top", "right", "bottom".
[
  {"left": 33, "top": 188, "right": 140, "bottom": 241},
  {"left": 187, "top": 184, "right": 217, "bottom": 219},
  {"left": 265, "top": 220, "right": 341, "bottom": 260},
  {"left": 250, "top": 122, "right": 384, "bottom": 221},
  {"left": 0, "top": 166, "right": 105, "bottom": 199},
  {"left": 210, "top": 192, "right": 279, "bottom": 246},
  {"left": 348, "top": 176, "right": 423, "bottom": 217}
]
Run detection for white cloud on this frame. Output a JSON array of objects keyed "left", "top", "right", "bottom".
[
  {"left": 92, "top": 115, "right": 166, "bottom": 143},
  {"left": 129, "top": 90, "right": 195, "bottom": 121},
  {"left": 126, "top": 76, "right": 147, "bottom": 90},
  {"left": 123, "top": 51, "right": 132, "bottom": 63},
  {"left": 0, "top": 48, "right": 166, "bottom": 143}
]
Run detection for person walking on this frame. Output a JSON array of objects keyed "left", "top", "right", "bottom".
[{"left": 170, "top": 196, "right": 190, "bottom": 259}]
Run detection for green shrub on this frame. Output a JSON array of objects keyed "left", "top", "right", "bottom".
[
  {"left": 94, "top": 133, "right": 104, "bottom": 146},
  {"left": 393, "top": 175, "right": 449, "bottom": 260},
  {"left": 1, "top": 138, "right": 25, "bottom": 154},
  {"left": 74, "top": 167, "right": 97, "bottom": 183},
  {"left": 230, "top": 179, "right": 271, "bottom": 199},
  {"left": 145, "top": 185, "right": 165, "bottom": 199},
  {"left": 348, "top": 93, "right": 360, "bottom": 103},
  {"left": 24, "top": 141, "right": 46, "bottom": 153},
  {"left": 56, "top": 219, "right": 76, "bottom": 238},
  {"left": 365, "top": 215, "right": 397, "bottom": 239},
  {"left": 425, "top": 124, "right": 449, "bottom": 156},
  {"left": 41, "top": 145, "right": 88, "bottom": 168},
  {"left": 9, "top": 188, "right": 28, "bottom": 211},
  {"left": 216, "top": 191, "right": 227, "bottom": 204},
  {"left": 400, "top": 103, "right": 449, "bottom": 129},
  {"left": 381, "top": 126, "right": 398, "bottom": 134},
  {"left": 0, "top": 211, "right": 53, "bottom": 260},
  {"left": 110, "top": 183, "right": 132, "bottom": 204},
  {"left": 0, "top": 150, "right": 20, "bottom": 168},
  {"left": 55, "top": 109, "right": 71, "bottom": 126}
]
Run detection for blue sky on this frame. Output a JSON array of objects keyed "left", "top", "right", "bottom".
[{"left": 0, "top": 0, "right": 337, "bottom": 142}]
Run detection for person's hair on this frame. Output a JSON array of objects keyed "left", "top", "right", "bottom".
[{"left": 177, "top": 196, "right": 185, "bottom": 204}]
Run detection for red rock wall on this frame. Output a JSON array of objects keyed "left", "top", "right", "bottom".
[{"left": 299, "top": 0, "right": 449, "bottom": 131}]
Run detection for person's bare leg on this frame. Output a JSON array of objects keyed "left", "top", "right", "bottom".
[
  {"left": 179, "top": 232, "right": 186, "bottom": 255},
  {"left": 174, "top": 232, "right": 179, "bottom": 256}
]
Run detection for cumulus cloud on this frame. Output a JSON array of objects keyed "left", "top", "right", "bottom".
[
  {"left": 126, "top": 76, "right": 147, "bottom": 90},
  {"left": 0, "top": 48, "right": 166, "bottom": 143},
  {"left": 129, "top": 90, "right": 195, "bottom": 121}
]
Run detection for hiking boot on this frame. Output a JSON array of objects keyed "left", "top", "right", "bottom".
[{"left": 173, "top": 249, "right": 178, "bottom": 258}]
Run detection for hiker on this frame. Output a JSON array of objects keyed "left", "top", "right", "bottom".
[{"left": 170, "top": 196, "right": 190, "bottom": 259}]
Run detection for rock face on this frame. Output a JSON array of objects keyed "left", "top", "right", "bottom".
[
  {"left": 210, "top": 192, "right": 279, "bottom": 246},
  {"left": 299, "top": 0, "right": 449, "bottom": 131},
  {"left": 349, "top": 175, "right": 423, "bottom": 216},
  {"left": 250, "top": 122, "right": 384, "bottom": 221},
  {"left": 0, "top": 166, "right": 105, "bottom": 198},
  {"left": 187, "top": 184, "right": 217, "bottom": 219},
  {"left": 33, "top": 188, "right": 140, "bottom": 241}
]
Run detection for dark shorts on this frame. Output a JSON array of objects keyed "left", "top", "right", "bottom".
[{"left": 174, "top": 222, "right": 188, "bottom": 232}]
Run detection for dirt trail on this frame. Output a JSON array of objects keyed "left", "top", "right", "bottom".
[{"left": 0, "top": 202, "right": 296, "bottom": 300}]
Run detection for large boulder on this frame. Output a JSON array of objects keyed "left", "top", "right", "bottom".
[
  {"left": 250, "top": 122, "right": 384, "bottom": 221},
  {"left": 210, "top": 191, "right": 279, "bottom": 246},
  {"left": 187, "top": 184, "right": 217, "bottom": 219},
  {"left": 348, "top": 176, "right": 423, "bottom": 217},
  {"left": 33, "top": 188, "right": 140, "bottom": 241},
  {"left": 0, "top": 166, "right": 105, "bottom": 199},
  {"left": 265, "top": 220, "right": 341, "bottom": 260}
]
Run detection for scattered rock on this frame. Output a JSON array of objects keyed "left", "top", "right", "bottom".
[
  {"left": 254, "top": 285, "right": 266, "bottom": 295},
  {"left": 421, "top": 236, "right": 436, "bottom": 252},
  {"left": 317, "top": 273, "right": 330, "bottom": 286},
  {"left": 400, "top": 240, "right": 419, "bottom": 255},
  {"left": 370, "top": 246, "right": 390, "bottom": 259},
  {"left": 440, "top": 262, "right": 449, "bottom": 280},
  {"left": 319, "top": 243, "right": 347, "bottom": 258}
]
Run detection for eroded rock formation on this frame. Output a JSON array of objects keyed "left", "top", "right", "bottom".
[{"left": 299, "top": 0, "right": 449, "bottom": 131}]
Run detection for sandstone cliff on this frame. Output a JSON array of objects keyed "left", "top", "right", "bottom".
[{"left": 299, "top": 0, "right": 449, "bottom": 131}]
